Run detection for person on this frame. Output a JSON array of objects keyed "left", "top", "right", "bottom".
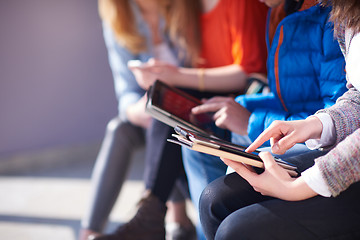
[
  {"left": 179, "top": 0, "right": 348, "bottom": 238},
  {"left": 199, "top": 0, "right": 360, "bottom": 238},
  {"left": 79, "top": 0, "right": 197, "bottom": 240},
  {"left": 129, "top": 1, "right": 268, "bottom": 94},
  {"left": 94, "top": 1, "right": 269, "bottom": 240}
]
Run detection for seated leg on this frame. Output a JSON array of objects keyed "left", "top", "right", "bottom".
[{"left": 80, "top": 117, "right": 144, "bottom": 238}]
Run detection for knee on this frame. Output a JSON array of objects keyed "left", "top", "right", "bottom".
[
  {"left": 106, "top": 117, "right": 124, "bottom": 133},
  {"left": 215, "top": 212, "right": 255, "bottom": 240},
  {"left": 104, "top": 118, "right": 131, "bottom": 144},
  {"left": 215, "top": 204, "right": 274, "bottom": 240},
  {"left": 105, "top": 117, "right": 144, "bottom": 148},
  {"left": 199, "top": 180, "right": 225, "bottom": 224},
  {"left": 215, "top": 217, "right": 242, "bottom": 240},
  {"left": 201, "top": 175, "right": 229, "bottom": 206},
  {"left": 200, "top": 183, "right": 218, "bottom": 214},
  {"left": 106, "top": 117, "right": 136, "bottom": 138}
]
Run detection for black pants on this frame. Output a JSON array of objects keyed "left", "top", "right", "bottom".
[
  {"left": 200, "top": 171, "right": 360, "bottom": 240},
  {"left": 143, "top": 119, "right": 189, "bottom": 203},
  {"left": 142, "top": 88, "right": 231, "bottom": 203}
]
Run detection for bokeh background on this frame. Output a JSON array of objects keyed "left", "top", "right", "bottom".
[
  {"left": 0, "top": 0, "right": 116, "bottom": 156},
  {"left": 0, "top": 1, "right": 147, "bottom": 239}
]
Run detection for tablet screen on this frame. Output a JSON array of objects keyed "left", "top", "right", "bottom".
[{"left": 151, "top": 81, "right": 214, "bottom": 132}]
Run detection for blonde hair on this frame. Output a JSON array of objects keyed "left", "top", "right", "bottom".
[{"left": 98, "top": 0, "right": 202, "bottom": 66}]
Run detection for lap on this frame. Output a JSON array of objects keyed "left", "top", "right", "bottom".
[{"left": 212, "top": 174, "right": 360, "bottom": 240}]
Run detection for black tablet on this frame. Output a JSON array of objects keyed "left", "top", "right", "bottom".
[
  {"left": 146, "top": 80, "right": 215, "bottom": 135},
  {"left": 171, "top": 126, "right": 298, "bottom": 175}
]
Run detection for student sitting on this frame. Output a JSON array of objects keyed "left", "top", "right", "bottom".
[
  {"left": 199, "top": 0, "right": 360, "bottom": 238},
  {"left": 181, "top": 0, "right": 347, "bottom": 238}
]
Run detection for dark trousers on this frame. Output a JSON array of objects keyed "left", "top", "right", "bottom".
[
  {"left": 144, "top": 119, "right": 189, "bottom": 203},
  {"left": 200, "top": 172, "right": 360, "bottom": 240},
  {"left": 143, "top": 89, "right": 229, "bottom": 204}
]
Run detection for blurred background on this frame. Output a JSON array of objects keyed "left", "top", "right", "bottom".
[
  {"left": 0, "top": 0, "right": 116, "bottom": 156},
  {"left": 0, "top": 0, "right": 149, "bottom": 239}
]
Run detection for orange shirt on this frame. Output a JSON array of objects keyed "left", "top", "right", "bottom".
[{"left": 199, "top": 0, "right": 268, "bottom": 75}]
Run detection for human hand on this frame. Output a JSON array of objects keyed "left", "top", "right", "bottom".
[
  {"left": 129, "top": 58, "right": 178, "bottom": 90},
  {"left": 246, "top": 117, "right": 323, "bottom": 155},
  {"left": 222, "top": 152, "right": 317, "bottom": 201},
  {"left": 126, "top": 94, "right": 152, "bottom": 128},
  {"left": 191, "top": 96, "right": 250, "bottom": 135}
]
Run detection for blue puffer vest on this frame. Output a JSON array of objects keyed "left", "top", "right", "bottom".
[{"left": 236, "top": 3, "right": 347, "bottom": 143}]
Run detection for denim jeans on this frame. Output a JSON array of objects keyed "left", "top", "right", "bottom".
[{"left": 182, "top": 127, "right": 231, "bottom": 240}]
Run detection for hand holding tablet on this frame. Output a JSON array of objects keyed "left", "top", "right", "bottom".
[{"left": 168, "top": 126, "right": 298, "bottom": 177}]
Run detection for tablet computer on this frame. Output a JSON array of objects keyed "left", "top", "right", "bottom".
[
  {"left": 146, "top": 80, "right": 215, "bottom": 135},
  {"left": 168, "top": 126, "right": 298, "bottom": 176}
]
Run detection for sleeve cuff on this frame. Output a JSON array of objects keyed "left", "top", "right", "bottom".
[
  {"left": 305, "top": 113, "right": 336, "bottom": 150},
  {"left": 302, "top": 164, "right": 332, "bottom": 197}
]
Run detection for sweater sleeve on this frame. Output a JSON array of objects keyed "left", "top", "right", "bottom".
[
  {"left": 317, "top": 88, "right": 360, "bottom": 145},
  {"left": 314, "top": 88, "right": 360, "bottom": 196},
  {"left": 315, "top": 129, "right": 360, "bottom": 196}
]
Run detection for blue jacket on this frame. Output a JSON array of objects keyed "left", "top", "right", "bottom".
[
  {"left": 236, "top": 4, "right": 347, "bottom": 143},
  {"left": 102, "top": 0, "right": 177, "bottom": 121}
]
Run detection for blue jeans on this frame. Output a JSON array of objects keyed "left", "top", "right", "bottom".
[
  {"left": 182, "top": 148, "right": 227, "bottom": 240},
  {"left": 182, "top": 128, "right": 232, "bottom": 240}
]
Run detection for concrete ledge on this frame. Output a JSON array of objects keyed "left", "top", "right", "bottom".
[
  {"left": 0, "top": 142, "right": 101, "bottom": 175},
  {"left": 0, "top": 222, "right": 75, "bottom": 240}
]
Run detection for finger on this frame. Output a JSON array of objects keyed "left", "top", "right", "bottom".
[
  {"left": 259, "top": 152, "right": 289, "bottom": 177},
  {"left": 246, "top": 129, "right": 279, "bottom": 153},
  {"left": 129, "top": 66, "right": 150, "bottom": 73},
  {"left": 153, "top": 58, "right": 169, "bottom": 66},
  {"left": 246, "top": 123, "right": 284, "bottom": 153},
  {"left": 222, "top": 158, "right": 258, "bottom": 182},
  {"left": 192, "top": 102, "right": 222, "bottom": 114},
  {"left": 269, "top": 136, "right": 276, "bottom": 147},
  {"left": 243, "top": 164, "right": 257, "bottom": 173},
  {"left": 214, "top": 114, "right": 227, "bottom": 129},
  {"left": 270, "top": 131, "right": 296, "bottom": 154},
  {"left": 147, "top": 58, "right": 156, "bottom": 65},
  {"left": 213, "top": 107, "right": 225, "bottom": 121},
  {"left": 277, "top": 131, "right": 299, "bottom": 149},
  {"left": 259, "top": 152, "right": 277, "bottom": 169},
  {"left": 270, "top": 136, "right": 284, "bottom": 154},
  {"left": 203, "top": 96, "right": 229, "bottom": 103},
  {"left": 271, "top": 132, "right": 299, "bottom": 154},
  {"left": 128, "top": 66, "right": 138, "bottom": 71}
]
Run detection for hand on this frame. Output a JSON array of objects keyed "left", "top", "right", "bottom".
[
  {"left": 126, "top": 95, "right": 152, "bottom": 128},
  {"left": 191, "top": 96, "right": 251, "bottom": 135},
  {"left": 129, "top": 58, "right": 178, "bottom": 90},
  {"left": 222, "top": 152, "right": 317, "bottom": 201},
  {"left": 246, "top": 117, "right": 323, "bottom": 154}
]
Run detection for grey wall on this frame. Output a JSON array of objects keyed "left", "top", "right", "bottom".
[{"left": 0, "top": 0, "right": 117, "bottom": 156}]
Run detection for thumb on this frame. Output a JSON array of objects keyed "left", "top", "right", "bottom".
[{"left": 259, "top": 152, "right": 277, "bottom": 169}]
